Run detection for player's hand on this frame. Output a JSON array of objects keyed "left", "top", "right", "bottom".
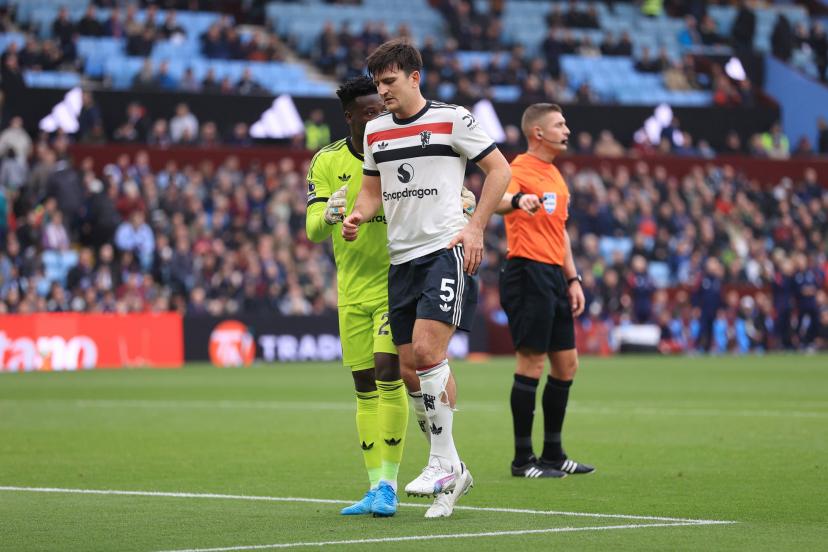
[
  {"left": 447, "top": 223, "right": 484, "bottom": 275},
  {"left": 518, "top": 193, "right": 541, "bottom": 214},
  {"left": 324, "top": 185, "right": 347, "bottom": 225},
  {"left": 568, "top": 280, "right": 585, "bottom": 317},
  {"left": 461, "top": 186, "right": 477, "bottom": 222},
  {"left": 342, "top": 211, "right": 363, "bottom": 241}
]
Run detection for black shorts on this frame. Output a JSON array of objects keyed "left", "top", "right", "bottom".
[
  {"left": 388, "top": 246, "right": 478, "bottom": 346},
  {"left": 499, "top": 257, "right": 575, "bottom": 353}
]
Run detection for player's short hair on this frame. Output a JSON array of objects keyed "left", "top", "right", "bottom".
[
  {"left": 336, "top": 75, "right": 377, "bottom": 110},
  {"left": 521, "top": 103, "right": 563, "bottom": 137},
  {"left": 366, "top": 39, "right": 423, "bottom": 78}
]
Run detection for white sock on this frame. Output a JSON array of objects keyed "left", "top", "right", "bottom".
[
  {"left": 417, "top": 360, "right": 460, "bottom": 470},
  {"left": 408, "top": 391, "right": 431, "bottom": 443}
]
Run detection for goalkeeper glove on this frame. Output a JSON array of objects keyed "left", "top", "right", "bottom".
[
  {"left": 461, "top": 186, "right": 477, "bottom": 222},
  {"left": 324, "top": 185, "right": 347, "bottom": 225}
]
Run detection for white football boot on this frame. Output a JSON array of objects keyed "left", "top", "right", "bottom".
[
  {"left": 405, "top": 456, "right": 457, "bottom": 497},
  {"left": 424, "top": 463, "right": 473, "bottom": 518}
]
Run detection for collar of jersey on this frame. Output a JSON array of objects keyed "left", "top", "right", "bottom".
[
  {"left": 392, "top": 100, "right": 431, "bottom": 125},
  {"left": 346, "top": 136, "right": 363, "bottom": 160}
]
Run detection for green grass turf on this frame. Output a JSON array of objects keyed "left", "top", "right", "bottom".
[{"left": 1, "top": 355, "right": 826, "bottom": 551}]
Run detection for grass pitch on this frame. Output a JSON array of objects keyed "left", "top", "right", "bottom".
[{"left": 1, "top": 355, "right": 826, "bottom": 551}]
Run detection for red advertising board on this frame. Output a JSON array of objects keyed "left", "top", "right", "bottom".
[{"left": 0, "top": 313, "right": 183, "bottom": 372}]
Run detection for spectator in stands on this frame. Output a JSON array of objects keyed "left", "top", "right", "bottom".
[
  {"left": 179, "top": 67, "right": 200, "bottom": 92},
  {"left": 114, "top": 102, "right": 151, "bottom": 143},
  {"left": 731, "top": 0, "right": 756, "bottom": 53},
  {"left": 771, "top": 14, "right": 793, "bottom": 62},
  {"left": 78, "top": 92, "right": 103, "bottom": 142},
  {"left": 127, "top": 27, "right": 155, "bottom": 57},
  {"left": 132, "top": 59, "right": 156, "bottom": 90},
  {"left": 0, "top": 116, "right": 32, "bottom": 163},
  {"left": 635, "top": 47, "right": 662, "bottom": 73},
  {"left": 52, "top": 7, "right": 75, "bottom": 47},
  {"left": 227, "top": 122, "right": 252, "bottom": 147},
  {"left": 78, "top": 5, "right": 104, "bottom": 37},
  {"left": 303, "top": 109, "right": 330, "bottom": 151},
  {"left": 154, "top": 60, "right": 178, "bottom": 90},
  {"left": 42, "top": 208, "right": 70, "bottom": 252},
  {"left": 201, "top": 68, "right": 221, "bottom": 93},
  {"left": 760, "top": 122, "right": 790, "bottom": 160},
  {"left": 678, "top": 15, "right": 702, "bottom": 47},
  {"left": 198, "top": 122, "right": 221, "bottom": 147},
  {"left": 236, "top": 67, "right": 266, "bottom": 95},
  {"left": 201, "top": 23, "right": 229, "bottom": 59},
  {"left": 593, "top": 130, "right": 624, "bottom": 157},
  {"left": 159, "top": 11, "right": 186, "bottom": 41},
  {"left": 114, "top": 210, "right": 155, "bottom": 271},
  {"left": 170, "top": 103, "right": 199, "bottom": 144},
  {"left": 699, "top": 14, "right": 725, "bottom": 46},
  {"left": 103, "top": 7, "right": 125, "bottom": 38},
  {"left": 147, "top": 119, "right": 172, "bottom": 147},
  {"left": 1, "top": 53, "right": 26, "bottom": 124}
]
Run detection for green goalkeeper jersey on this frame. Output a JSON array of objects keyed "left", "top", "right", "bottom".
[{"left": 305, "top": 137, "right": 389, "bottom": 307}]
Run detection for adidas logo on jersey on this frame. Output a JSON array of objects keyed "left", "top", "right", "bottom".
[
  {"left": 337, "top": 173, "right": 351, "bottom": 182},
  {"left": 384, "top": 437, "right": 402, "bottom": 446},
  {"left": 439, "top": 303, "right": 451, "bottom": 312},
  {"left": 361, "top": 441, "right": 374, "bottom": 451},
  {"left": 430, "top": 423, "right": 443, "bottom": 435},
  {"left": 377, "top": 141, "right": 389, "bottom": 150}
]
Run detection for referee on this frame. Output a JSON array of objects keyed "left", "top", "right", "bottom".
[{"left": 496, "top": 103, "right": 595, "bottom": 478}]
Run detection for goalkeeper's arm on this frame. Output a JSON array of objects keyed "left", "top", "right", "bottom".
[{"left": 306, "top": 184, "right": 347, "bottom": 243}]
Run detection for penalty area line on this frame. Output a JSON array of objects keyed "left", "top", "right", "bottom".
[
  {"left": 0, "top": 485, "right": 736, "bottom": 525},
  {"left": 155, "top": 521, "right": 735, "bottom": 552}
]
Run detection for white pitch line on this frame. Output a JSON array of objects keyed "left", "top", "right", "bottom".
[
  {"left": 155, "top": 521, "right": 733, "bottom": 552},
  {"left": 0, "top": 486, "right": 734, "bottom": 525},
  {"left": 1, "top": 398, "right": 823, "bottom": 419}
]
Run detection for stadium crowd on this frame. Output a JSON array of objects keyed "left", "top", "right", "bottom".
[{"left": 1, "top": 113, "right": 826, "bottom": 353}]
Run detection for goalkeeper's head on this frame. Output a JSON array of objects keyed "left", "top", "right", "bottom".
[{"left": 336, "top": 75, "right": 383, "bottom": 147}]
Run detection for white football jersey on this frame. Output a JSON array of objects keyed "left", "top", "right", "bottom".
[{"left": 363, "top": 100, "right": 495, "bottom": 265}]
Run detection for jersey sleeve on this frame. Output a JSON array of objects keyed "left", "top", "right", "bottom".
[
  {"left": 452, "top": 106, "right": 497, "bottom": 163},
  {"left": 506, "top": 158, "right": 526, "bottom": 194},
  {"left": 305, "top": 150, "right": 335, "bottom": 243},
  {"left": 362, "top": 131, "right": 379, "bottom": 176}
]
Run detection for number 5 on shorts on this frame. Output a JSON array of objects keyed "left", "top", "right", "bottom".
[{"left": 440, "top": 278, "right": 455, "bottom": 303}]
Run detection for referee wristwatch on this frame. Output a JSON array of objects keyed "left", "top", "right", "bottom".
[{"left": 567, "top": 274, "right": 583, "bottom": 287}]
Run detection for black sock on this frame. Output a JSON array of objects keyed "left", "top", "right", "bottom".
[
  {"left": 541, "top": 376, "right": 572, "bottom": 462},
  {"left": 510, "top": 374, "right": 539, "bottom": 465}
]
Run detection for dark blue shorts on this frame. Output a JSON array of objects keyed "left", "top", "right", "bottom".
[
  {"left": 499, "top": 257, "right": 575, "bottom": 353},
  {"left": 387, "top": 246, "right": 478, "bottom": 346}
]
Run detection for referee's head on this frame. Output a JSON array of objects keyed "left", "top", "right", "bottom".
[{"left": 522, "top": 103, "right": 570, "bottom": 156}]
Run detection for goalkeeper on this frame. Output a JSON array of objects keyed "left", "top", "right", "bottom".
[{"left": 306, "top": 76, "right": 476, "bottom": 517}]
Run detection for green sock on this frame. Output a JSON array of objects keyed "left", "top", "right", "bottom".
[
  {"left": 376, "top": 379, "right": 408, "bottom": 483},
  {"left": 355, "top": 389, "right": 381, "bottom": 488}
]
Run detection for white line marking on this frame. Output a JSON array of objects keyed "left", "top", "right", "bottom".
[
  {"left": 0, "top": 486, "right": 734, "bottom": 524},
  {"left": 155, "top": 522, "right": 734, "bottom": 552},
  {"left": 1, "top": 398, "right": 824, "bottom": 418}
]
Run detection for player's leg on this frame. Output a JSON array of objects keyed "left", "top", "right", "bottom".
[
  {"left": 405, "top": 247, "right": 476, "bottom": 513},
  {"left": 500, "top": 258, "right": 566, "bottom": 479},
  {"left": 537, "top": 274, "right": 595, "bottom": 475},
  {"left": 369, "top": 300, "right": 407, "bottom": 517},
  {"left": 338, "top": 305, "right": 381, "bottom": 515},
  {"left": 399, "top": 344, "right": 431, "bottom": 443}
]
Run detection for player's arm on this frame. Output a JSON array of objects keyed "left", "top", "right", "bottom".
[
  {"left": 448, "top": 148, "right": 511, "bottom": 274},
  {"left": 563, "top": 230, "right": 585, "bottom": 316},
  {"left": 305, "top": 153, "right": 340, "bottom": 243},
  {"left": 342, "top": 172, "right": 381, "bottom": 241}
]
